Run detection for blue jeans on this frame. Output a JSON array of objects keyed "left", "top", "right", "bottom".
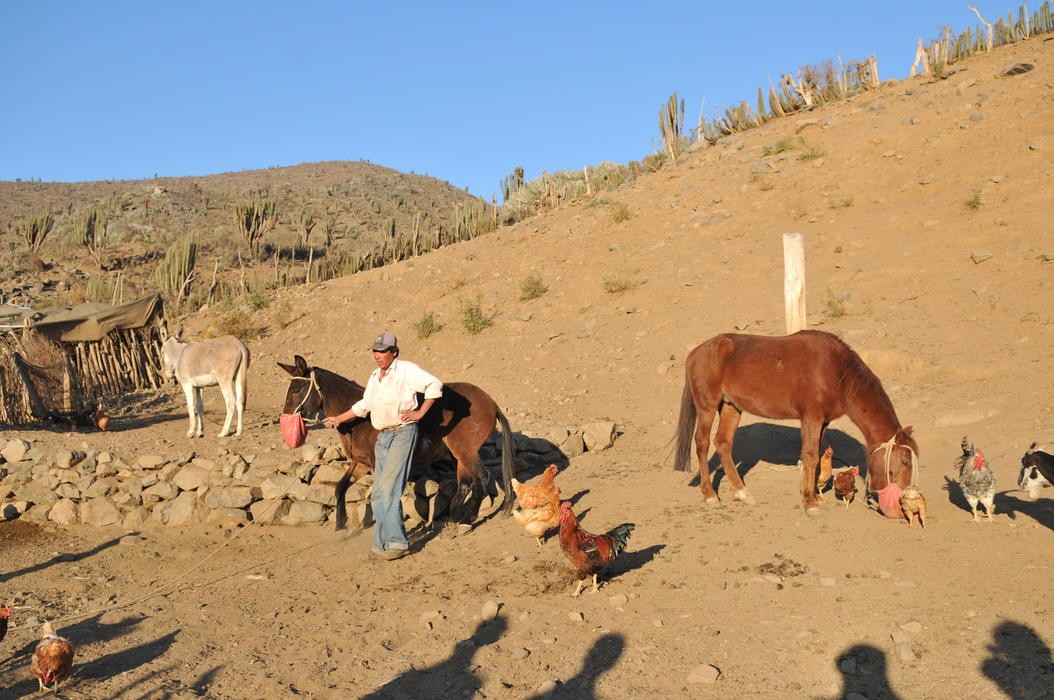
[{"left": 372, "top": 423, "right": 418, "bottom": 552}]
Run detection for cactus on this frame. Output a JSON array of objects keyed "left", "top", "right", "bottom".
[
  {"left": 19, "top": 211, "right": 55, "bottom": 256},
  {"left": 74, "top": 208, "right": 105, "bottom": 264},
  {"left": 155, "top": 236, "right": 198, "bottom": 302},
  {"left": 234, "top": 199, "right": 276, "bottom": 260},
  {"left": 658, "top": 92, "right": 685, "bottom": 161}
]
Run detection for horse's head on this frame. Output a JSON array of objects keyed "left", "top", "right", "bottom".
[
  {"left": 868, "top": 426, "right": 919, "bottom": 491},
  {"left": 277, "top": 355, "right": 323, "bottom": 420}
]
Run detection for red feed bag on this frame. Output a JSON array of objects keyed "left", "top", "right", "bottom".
[{"left": 280, "top": 413, "right": 307, "bottom": 448}]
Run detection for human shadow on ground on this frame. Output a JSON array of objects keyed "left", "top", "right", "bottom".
[
  {"left": 360, "top": 615, "right": 507, "bottom": 699},
  {"left": 0, "top": 534, "right": 129, "bottom": 583},
  {"left": 982, "top": 489, "right": 1053, "bottom": 532},
  {"left": 982, "top": 619, "right": 1054, "bottom": 698},
  {"left": 831, "top": 643, "right": 901, "bottom": 699},
  {"left": 524, "top": 632, "right": 625, "bottom": 699}
]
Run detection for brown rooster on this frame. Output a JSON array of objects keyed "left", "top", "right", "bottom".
[
  {"left": 31, "top": 621, "right": 74, "bottom": 692},
  {"left": 900, "top": 486, "right": 927, "bottom": 527},
  {"left": 0, "top": 606, "right": 9, "bottom": 642},
  {"left": 511, "top": 464, "right": 561, "bottom": 545},
  {"left": 558, "top": 501, "right": 635, "bottom": 597},
  {"left": 834, "top": 466, "right": 859, "bottom": 508},
  {"left": 817, "top": 446, "right": 834, "bottom": 494}
]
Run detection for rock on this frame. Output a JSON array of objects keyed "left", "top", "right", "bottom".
[
  {"left": 143, "top": 481, "right": 180, "bottom": 501},
  {"left": 123, "top": 507, "right": 151, "bottom": 529},
  {"left": 249, "top": 498, "right": 291, "bottom": 525},
  {"left": 172, "top": 465, "right": 211, "bottom": 491},
  {"left": 80, "top": 497, "right": 122, "bottom": 526},
  {"left": 510, "top": 647, "right": 530, "bottom": 660},
  {"left": 48, "top": 498, "right": 79, "bottom": 525},
  {"left": 53, "top": 450, "right": 87, "bottom": 469},
  {"left": 582, "top": 421, "right": 617, "bottom": 452},
  {"left": 136, "top": 455, "right": 166, "bottom": 469},
  {"left": 310, "top": 463, "right": 347, "bottom": 486},
  {"left": 204, "top": 486, "right": 254, "bottom": 510},
  {"left": 159, "top": 491, "right": 204, "bottom": 526},
  {"left": 535, "top": 680, "right": 558, "bottom": 695},
  {"left": 15, "top": 480, "right": 59, "bottom": 506},
  {"left": 1, "top": 500, "right": 29, "bottom": 519},
  {"left": 969, "top": 251, "right": 993, "bottom": 264},
  {"left": 481, "top": 600, "right": 500, "bottom": 621},
  {"left": 609, "top": 594, "right": 628, "bottom": 607},
  {"left": 190, "top": 457, "right": 217, "bottom": 470},
  {"left": 568, "top": 611, "right": 584, "bottom": 622},
  {"left": 83, "top": 476, "right": 119, "bottom": 499},
  {"left": 280, "top": 500, "right": 326, "bottom": 525},
  {"left": 687, "top": 663, "right": 722, "bottom": 683},
  {"left": 898, "top": 620, "right": 923, "bottom": 634},
  {"left": 206, "top": 507, "right": 250, "bottom": 526},
  {"left": 1, "top": 439, "right": 30, "bottom": 463}
]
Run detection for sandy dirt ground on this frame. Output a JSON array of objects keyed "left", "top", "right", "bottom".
[{"left": 2, "top": 39, "right": 1054, "bottom": 699}]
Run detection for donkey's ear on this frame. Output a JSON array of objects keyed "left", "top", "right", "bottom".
[
  {"left": 276, "top": 361, "right": 298, "bottom": 376},
  {"left": 294, "top": 355, "right": 309, "bottom": 372}
]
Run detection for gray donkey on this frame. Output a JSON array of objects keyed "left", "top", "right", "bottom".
[{"left": 160, "top": 335, "right": 250, "bottom": 437}]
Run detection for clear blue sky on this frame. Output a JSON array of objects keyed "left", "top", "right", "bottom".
[{"left": 0, "top": 1, "right": 1016, "bottom": 202}]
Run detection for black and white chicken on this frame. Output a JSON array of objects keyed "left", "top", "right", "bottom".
[{"left": 955, "top": 436, "right": 996, "bottom": 522}]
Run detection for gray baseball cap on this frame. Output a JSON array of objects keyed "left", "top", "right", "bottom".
[{"left": 370, "top": 332, "right": 398, "bottom": 351}]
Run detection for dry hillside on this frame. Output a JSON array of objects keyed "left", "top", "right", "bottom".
[{"left": 1, "top": 37, "right": 1053, "bottom": 699}]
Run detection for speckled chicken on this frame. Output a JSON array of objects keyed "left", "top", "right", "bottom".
[
  {"left": 956, "top": 436, "right": 996, "bottom": 522},
  {"left": 833, "top": 466, "right": 859, "bottom": 508},
  {"left": 899, "top": 486, "right": 927, "bottom": 527}
]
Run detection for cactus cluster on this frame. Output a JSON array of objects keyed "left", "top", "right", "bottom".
[
  {"left": 155, "top": 236, "right": 198, "bottom": 303},
  {"left": 234, "top": 199, "right": 277, "bottom": 260}
]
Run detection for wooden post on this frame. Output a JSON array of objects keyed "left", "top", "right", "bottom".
[{"left": 783, "top": 232, "right": 806, "bottom": 334}]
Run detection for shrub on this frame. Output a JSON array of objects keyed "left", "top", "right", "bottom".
[
  {"left": 460, "top": 294, "right": 494, "bottom": 334},
  {"left": 519, "top": 273, "right": 548, "bottom": 301},
  {"left": 610, "top": 202, "right": 632, "bottom": 223},
  {"left": 603, "top": 269, "right": 642, "bottom": 295},
  {"left": 823, "top": 289, "right": 847, "bottom": 319},
  {"left": 967, "top": 192, "right": 982, "bottom": 210},
  {"left": 211, "top": 307, "right": 262, "bottom": 341},
  {"left": 413, "top": 311, "right": 443, "bottom": 339},
  {"left": 828, "top": 196, "right": 854, "bottom": 209}
]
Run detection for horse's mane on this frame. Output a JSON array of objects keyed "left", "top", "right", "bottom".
[
  {"left": 836, "top": 338, "right": 895, "bottom": 412},
  {"left": 313, "top": 365, "right": 366, "bottom": 394}
]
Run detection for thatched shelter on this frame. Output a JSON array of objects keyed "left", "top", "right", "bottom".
[{"left": 0, "top": 293, "right": 166, "bottom": 425}]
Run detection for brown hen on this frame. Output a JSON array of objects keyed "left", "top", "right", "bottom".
[
  {"left": 817, "top": 446, "right": 834, "bottom": 493},
  {"left": 511, "top": 464, "right": 561, "bottom": 544},
  {"left": 558, "top": 501, "right": 635, "bottom": 596},
  {"left": 834, "top": 466, "right": 859, "bottom": 508},
  {"left": 900, "top": 486, "right": 927, "bottom": 527},
  {"left": 31, "top": 621, "right": 74, "bottom": 692},
  {"left": 0, "top": 606, "right": 9, "bottom": 642}
]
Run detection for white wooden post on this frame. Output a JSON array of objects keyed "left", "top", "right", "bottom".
[{"left": 783, "top": 232, "right": 806, "bottom": 334}]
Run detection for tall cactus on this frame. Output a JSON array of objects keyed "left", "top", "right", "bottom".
[
  {"left": 658, "top": 92, "right": 685, "bottom": 160},
  {"left": 234, "top": 199, "right": 277, "bottom": 260},
  {"left": 19, "top": 211, "right": 55, "bottom": 256},
  {"left": 74, "top": 208, "right": 104, "bottom": 264},
  {"left": 155, "top": 236, "right": 198, "bottom": 302}
]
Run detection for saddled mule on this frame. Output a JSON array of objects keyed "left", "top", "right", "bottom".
[
  {"left": 160, "top": 335, "right": 250, "bottom": 438},
  {"left": 673, "top": 330, "right": 918, "bottom": 515},
  {"left": 278, "top": 355, "right": 515, "bottom": 529}
]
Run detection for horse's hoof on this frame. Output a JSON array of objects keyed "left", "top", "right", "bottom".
[
  {"left": 805, "top": 506, "right": 824, "bottom": 518},
  {"left": 703, "top": 496, "right": 721, "bottom": 506},
  {"left": 733, "top": 489, "right": 756, "bottom": 505}
]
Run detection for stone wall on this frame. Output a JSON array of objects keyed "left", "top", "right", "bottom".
[{"left": 0, "top": 421, "right": 617, "bottom": 528}]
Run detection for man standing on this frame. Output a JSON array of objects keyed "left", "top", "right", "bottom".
[{"left": 324, "top": 332, "right": 443, "bottom": 560}]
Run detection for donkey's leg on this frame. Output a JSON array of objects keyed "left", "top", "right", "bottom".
[
  {"left": 182, "top": 383, "right": 199, "bottom": 438},
  {"left": 217, "top": 381, "right": 236, "bottom": 437},
  {"left": 799, "top": 417, "right": 824, "bottom": 514},
  {"left": 193, "top": 387, "right": 206, "bottom": 437},
  {"left": 234, "top": 369, "right": 246, "bottom": 436},
  {"left": 694, "top": 406, "right": 720, "bottom": 504},
  {"left": 715, "top": 402, "right": 755, "bottom": 504}
]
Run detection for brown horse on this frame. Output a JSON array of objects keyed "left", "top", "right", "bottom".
[
  {"left": 673, "top": 330, "right": 918, "bottom": 514},
  {"left": 278, "top": 355, "right": 515, "bottom": 529}
]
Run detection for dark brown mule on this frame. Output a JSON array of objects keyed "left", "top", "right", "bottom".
[
  {"left": 673, "top": 330, "right": 918, "bottom": 514},
  {"left": 278, "top": 355, "right": 515, "bottom": 529}
]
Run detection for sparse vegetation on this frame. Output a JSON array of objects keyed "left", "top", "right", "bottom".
[
  {"left": 18, "top": 211, "right": 55, "bottom": 257},
  {"left": 460, "top": 294, "right": 495, "bottom": 334},
  {"left": 828, "top": 196, "right": 854, "bottom": 209},
  {"left": 603, "top": 269, "right": 642, "bottom": 295},
  {"left": 798, "top": 142, "right": 827, "bottom": 161},
  {"left": 610, "top": 201, "right": 633, "bottom": 223},
  {"left": 413, "top": 311, "right": 443, "bottom": 339},
  {"left": 967, "top": 191, "right": 983, "bottom": 210},
  {"left": 823, "top": 289, "right": 847, "bottom": 319},
  {"left": 210, "top": 306, "right": 262, "bottom": 341},
  {"left": 519, "top": 273, "right": 548, "bottom": 301},
  {"left": 659, "top": 92, "right": 686, "bottom": 160},
  {"left": 234, "top": 199, "right": 277, "bottom": 260},
  {"left": 763, "top": 138, "right": 799, "bottom": 156}
]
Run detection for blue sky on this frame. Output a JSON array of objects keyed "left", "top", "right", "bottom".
[{"left": 0, "top": 1, "right": 1017, "bottom": 201}]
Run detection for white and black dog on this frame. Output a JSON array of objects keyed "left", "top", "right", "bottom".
[{"left": 1018, "top": 442, "right": 1054, "bottom": 499}]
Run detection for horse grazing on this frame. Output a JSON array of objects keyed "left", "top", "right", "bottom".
[
  {"left": 278, "top": 355, "right": 515, "bottom": 530},
  {"left": 160, "top": 335, "right": 250, "bottom": 438},
  {"left": 673, "top": 330, "right": 918, "bottom": 515}
]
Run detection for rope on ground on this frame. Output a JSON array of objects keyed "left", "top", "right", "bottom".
[{"left": 7, "top": 468, "right": 322, "bottom": 638}]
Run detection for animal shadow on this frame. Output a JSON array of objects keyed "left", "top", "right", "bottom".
[
  {"left": 991, "top": 491, "right": 1054, "bottom": 532},
  {"left": 696, "top": 423, "right": 866, "bottom": 490},
  {"left": 525, "top": 632, "right": 626, "bottom": 699}
]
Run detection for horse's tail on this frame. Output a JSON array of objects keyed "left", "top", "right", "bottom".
[
  {"left": 672, "top": 379, "right": 697, "bottom": 472},
  {"left": 496, "top": 409, "right": 516, "bottom": 515},
  {"left": 238, "top": 343, "right": 251, "bottom": 409}
]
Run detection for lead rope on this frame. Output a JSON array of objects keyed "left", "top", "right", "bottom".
[
  {"left": 870, "top": 433, "right": 920, "bottom": 488},
  {"left": 288, "top": 370, "right": 324, "bottom": 421}
]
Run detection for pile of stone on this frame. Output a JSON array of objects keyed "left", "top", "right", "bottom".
[{"left": 0, "top": 420, "right": 617, "bottom": 529}]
